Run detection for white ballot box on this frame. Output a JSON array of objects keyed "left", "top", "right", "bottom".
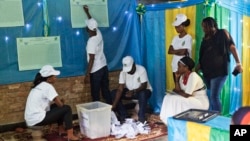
[{"left": 76, "top": 101, "right": 112, "bottom": 139}]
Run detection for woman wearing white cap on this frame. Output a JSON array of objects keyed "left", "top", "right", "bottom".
[
  {"left": 168, "top": 14, "right": 192, "bottom": 84},
  {"left": 24, "top": 65, "right": 79, "bottom": 141},
  {"left": 83, "top": 5, "right": 112, "bottom": 104}
]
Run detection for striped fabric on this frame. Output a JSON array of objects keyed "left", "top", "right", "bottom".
[{"left": 168, "top": 116, "right": 231, "bottom": 141}]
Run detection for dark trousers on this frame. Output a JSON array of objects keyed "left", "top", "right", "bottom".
[
  {"left": 90, "top": 66, "right": 112, "bottom": 104},
  {"left": 111, "top": 88, "right": 151, "bottom": 123},
  {"left": 36, "top": 104, "right": 73, "bottom": 130}
]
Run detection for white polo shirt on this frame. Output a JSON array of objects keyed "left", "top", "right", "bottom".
[
  {"left": 86, "top": 29, "right": 107, "bottom": 73},
  {"left": 119, "top": 65, "right": 152, "bottom": 91},
  {"left": 171, "top": 34, "right": 192, "bottom": 72},
  {"left": 24, "top": 82, "right": 58, "bottom": 126}
]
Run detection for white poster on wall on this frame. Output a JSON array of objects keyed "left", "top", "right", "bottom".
[
  {"left": 70, "top": 0, "right": 109, "bottom": 28},
  {"left": 17, "top": 36, "right": 62, "bottom": 71},
  {"left": 0, "top": 0, "right": 24, "bottom": 27}
]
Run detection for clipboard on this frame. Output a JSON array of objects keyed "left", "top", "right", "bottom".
[{"left": 166, "top": 89, "right": 177, "bottom": 95}]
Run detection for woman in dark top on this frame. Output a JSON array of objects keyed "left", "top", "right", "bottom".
[{"left": 195, "top": 17, "right": 243, "bottom": 112}]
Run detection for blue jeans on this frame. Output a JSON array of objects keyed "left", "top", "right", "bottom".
[
  {"left": 204, "top": 75, "right": 227, "bottom": 112},
  {"left": 90, "top": 66, "right": 112, "bottom": 104},
  {"left": 111, "top": 88, "right": 151, "bottom": 123}
]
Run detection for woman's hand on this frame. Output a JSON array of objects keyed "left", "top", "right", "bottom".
[
  {"left": 173, "top": 89, "right": 190, "bottom": 98},
  {"left": 84, "top": 74, "right": 90, "bottom": 84},
  {"left": 54, "top": 96, "right": 64, "bottom": 107},
  {"left": 83, "top": 5, "right": 89, "bottom": 13},
  {"left": 235, "top": 64, "right": 243, "bottom": 73},
  {"left": 173, "top": 88, "right": 179, "bottom": 93},
  {"left": 174, "top": 71, "right": 181, "bottom": 82},
  {"left": 60, "top": 98, "right": 65, "bottom": 104}
]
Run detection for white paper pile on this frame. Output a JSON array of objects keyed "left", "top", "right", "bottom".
[{"left": 110, "top": 112, "right": 151, "bottom": 139}]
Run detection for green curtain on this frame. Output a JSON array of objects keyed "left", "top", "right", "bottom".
[{"left": 194, "top": 4, "right": 205, "bottom": 63}]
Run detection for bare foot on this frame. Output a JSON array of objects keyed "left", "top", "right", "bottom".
[
  {"left": 68, "top": 135, "right": 79, "bottom": 141},
  {"left": 58, "top": 125, "right": 67, "bottom": 135}
]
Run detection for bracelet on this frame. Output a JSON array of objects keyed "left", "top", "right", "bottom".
[{"left": 236, "top": 63, "right": 241, "bottom": 66}]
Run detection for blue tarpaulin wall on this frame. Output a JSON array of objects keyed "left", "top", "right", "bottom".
[{"left": 0, "top": 0, "right": 141, "bottom": 84}]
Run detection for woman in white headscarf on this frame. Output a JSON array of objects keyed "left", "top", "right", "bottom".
[{"left": 160, "top": 57, "right": 209, "bottom": 125}]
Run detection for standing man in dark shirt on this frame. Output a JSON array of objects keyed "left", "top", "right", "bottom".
[{"left": 195, "top": 17, "right": 243, "bottom": 112}]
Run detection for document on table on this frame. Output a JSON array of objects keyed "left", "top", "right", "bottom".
[
  {"left": 70, "top": 0, "right": 109, "bottom": 28},
  {"left": 0, "top": 0, "right": 24, "bottom": 27},
  {"left": 17, "top": 36, "right": 62, "bottom": 71}
]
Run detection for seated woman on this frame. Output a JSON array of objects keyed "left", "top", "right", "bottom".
[
  {"left": 160, "top": 56, "right": 209, "bottom": 125},
  {"left": 24, "top": 65, "right": 79, "bottom": 141}
]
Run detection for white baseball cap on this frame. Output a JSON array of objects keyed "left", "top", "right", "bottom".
[
  {"left": 85, "top": 18, "right": 98, "bottom": 31},
  {"left": 172, "top": 14, "right": 187, "bottom": 26},
  {"left": 39, "top": 65, "right": 60, "bottom": 77},
  {"left": 122, "top": 56, "right": 134, "bottom": 72}
]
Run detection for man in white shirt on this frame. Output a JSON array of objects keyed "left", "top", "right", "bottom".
[
  {"left": 111, "top": 56, "right": 152, "bottom": 123},
  {"left": 83, "top": 5, "right": 111, "bottom": 104}
]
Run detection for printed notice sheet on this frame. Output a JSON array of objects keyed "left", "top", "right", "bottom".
[
  {"left": 70, "top": 0, "right": 109, "bottom": 28},
  {"left": 0, "top": 0, "right": 24, "bottom": 27},
  {"left": 17, "top": 36, "right": 62, "bottom": 71}
]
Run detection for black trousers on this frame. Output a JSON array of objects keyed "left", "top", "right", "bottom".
[
  {"left": 90, "top": 66, "right": 112, "bottom": 104},
  {"left": 36, "top": 104, "right": 73, "bottom": 130}
]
